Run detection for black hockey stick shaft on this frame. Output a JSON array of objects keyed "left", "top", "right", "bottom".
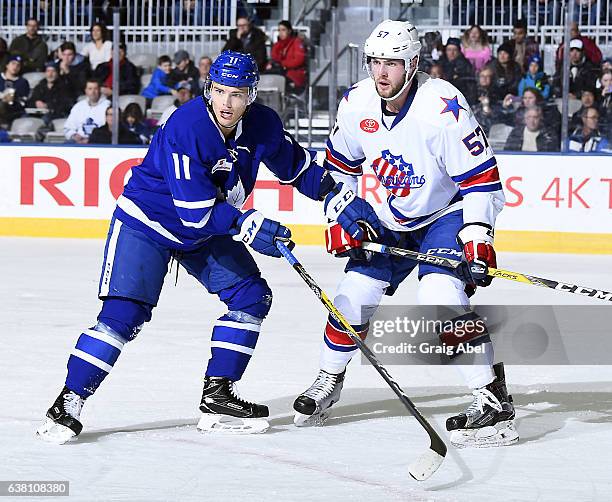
[
  {"left": 362, "top": 242, "right": 612, "bottom": 303},
  {"left": 276, "top": 241, "right": 446, "bottom": 480}
]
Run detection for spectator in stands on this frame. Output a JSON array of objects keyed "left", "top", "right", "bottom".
[
  {"left": 27, "top": 61, "right": 73, "bottom": 126},
  {"left": 504, "top": 106, "right": 559, "bottom": 152},
  {"left": 0, "top": 38, "right": 9, "bottom": 73},
  {"left": 56, "top": 41, "right": 90, "bottom": 101},
  {"left": 0, "top": 55, "right": 30, "bottom": 127},
  {"left": 505, "top": 19, "right": 539, "bottom": 72},
  {"left": 158, "top": 81, "right": 192, "bottom": 125},
  {"left": 81, "top": 23, "right": 112, "bottom": 71},
  {"left": 439, "top": 37, "right": 475, "bottom": 100},
  {"left": 553, "top": 39, "right": 599, "bottom": 98},
  {"left": 94, "top": 43, "right": 140, "bottom": 97},
  {"left": 142, "top": 55, "right": 176, "bottom": 104},
  {"left": 88, "top": 106, "right": 141, "bottom": 144},
  {"left": 602, "top": 58, "right": 612, "bottom": 72},
  {"left": 122, "top": 102, "right": 151, "bottom": 144},
  {"left": 502, "top": 87, "right": 561, "bottom": 132},
  {"left": 570, "top": 89, "right": 599, "bottom": 130},
  {"left": 489, "top": 42, "right": 522, "bottom": 98},
  {"left": 167, "top": 50, "right": 199, "bottom": 94},
  {"left": 556, "top": 22, "right": 602, "bottom": 68},
  {"left": 195, "top": 56, "right": 212, "bottom": 96},
  {"left": 461, "top": 25, "right": 491, "bottom": 74},
  {"left": 568, "top": 106, "right": 609, "bottom": 152},
  {"left": 221, "top": 17, "right": 268, "bottom": 71},
  {"left": 598, "top": 70, "right": 612, "bottom": 125},
  {"left": 518, "top": 54, "right": 550, "bottom": 99},
  {"left": 63, "top": 78, "right": 109, "bottom": 143},
  {"left": 268, "top": 20, "right": 307, "bottom": 94},
  {"left": 428, "top": 64, "right": 444, "bottom": 79},
  {"left": 472, "top": 67, "right": 503, "bottom": 133},
  {"left": 8, "top": 18, "right": 49, "bottom": 73}
]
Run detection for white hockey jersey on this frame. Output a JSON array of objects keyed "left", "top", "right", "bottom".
[{"left": 324, "top": 72, "right": 505, "bottom": 232}]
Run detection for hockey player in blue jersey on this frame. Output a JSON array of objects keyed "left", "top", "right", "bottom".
[{"left": 37, "top": 51, "right": 381, "bottom": 442}]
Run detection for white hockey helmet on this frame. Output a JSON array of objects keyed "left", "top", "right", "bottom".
[{"left": 363, "top": 20, "right": 422, "bottom": 100}]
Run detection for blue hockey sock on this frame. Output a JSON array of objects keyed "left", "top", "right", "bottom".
[{"left": 65, "top": 323, "right": 126, "bottom": 398}]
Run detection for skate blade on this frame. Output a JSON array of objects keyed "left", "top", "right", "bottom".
[
  {"left": 450, "top": 420, "right": 519, "bottom": 448},
  {"left": 293, "top": 410, "right": 331, "bottom": 427},
  {"left": 197, "top": 413, "right": 269, "bottom": 435},
  {"left": 36, "top": 419, "right": 77, "bottom": 444}
]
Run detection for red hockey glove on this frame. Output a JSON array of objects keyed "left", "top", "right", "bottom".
[
  {"left": 456, "top": 223, "right": 496, "bottom": 287},
  {"left": 325, "top": 222, "right": 377, "bottom": 261}
]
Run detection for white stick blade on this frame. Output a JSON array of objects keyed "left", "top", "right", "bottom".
[{"left": 408, "top": 448, "right": 445, "bottom": 481}]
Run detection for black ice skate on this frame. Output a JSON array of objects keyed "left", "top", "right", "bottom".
[
  {"left": 197, "top": 376, "right": 270, "bottom": 434},
  {"left": 446, "top": 362, "right": 518, "bottom": 448},
  {"left": 36, "top": 386, "right": 85, "bottom": 444},
  {"left": 293, "top": 369, "right": 345, "bottom": 427}
]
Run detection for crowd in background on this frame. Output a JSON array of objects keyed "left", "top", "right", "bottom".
[
  {"left": 421, "top": 19, "right": 612, "bottom": 152},
  {"left": 0, "top": 13, "right": 611, "bottom": 152}
]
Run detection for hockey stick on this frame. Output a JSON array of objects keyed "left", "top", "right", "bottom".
[
  {"left": 362, "top": 242, "right": 612, "bottom": 303},
  {"left": 275, "top": 240, "right": 446, "bottom": 481}
]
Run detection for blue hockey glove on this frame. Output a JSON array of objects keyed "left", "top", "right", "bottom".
[
  {"left": 324, "top": 182, "right": 382, "bottom": 241},
  {"left": 230, "top": 209, "right": 294, "bottom": 258}
]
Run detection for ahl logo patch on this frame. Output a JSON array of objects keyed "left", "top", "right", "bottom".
[
  {"left": 360, "top": 118, "right": 379, "bottom": 133},
  {"left": 371, "top": 150, "right": 425, "bottom": 197}
]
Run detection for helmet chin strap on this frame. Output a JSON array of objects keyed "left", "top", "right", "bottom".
[{"left": 379, "top": 55, "right": 419, "bottom": 102}]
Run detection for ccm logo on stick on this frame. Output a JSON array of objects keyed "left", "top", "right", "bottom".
[{"left": 360, "top": 119, "right": 379, "bottom": 133}]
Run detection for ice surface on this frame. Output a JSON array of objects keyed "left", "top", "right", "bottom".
[{"left": 2, "top": 237, "right": 612, "bottom": 501}]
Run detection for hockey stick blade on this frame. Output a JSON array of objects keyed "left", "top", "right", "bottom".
[
  {"left": 276, "top": 240, "right": 446, "bottom": 481},
  {"left": 362, "top": 242, "right": 612, "bottom": 303}
]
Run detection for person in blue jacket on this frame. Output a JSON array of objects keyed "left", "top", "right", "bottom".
[
  {"left": 36, "top": 51, "right": 380, "bottom": 442},
  {"left": 141, "top": 54, "right": 176, "bottom": 102},
  {"left": 518, "top": 54, "right": 551, "bottom": 99}
]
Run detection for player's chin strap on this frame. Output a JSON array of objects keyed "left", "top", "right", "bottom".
[{"left": 380, "top": 55, "right": 419, "bottom": 102}]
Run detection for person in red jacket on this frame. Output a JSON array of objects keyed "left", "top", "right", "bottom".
[
  {"left": 555, "top": 22, "right": 602, "bottom": 70},
  {"left": 268, "top": 20, "right": 307, "bottom": 94}
]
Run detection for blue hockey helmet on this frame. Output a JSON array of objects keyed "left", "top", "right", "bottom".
[{"left": 204, "top": 50, "right": 259, "bottom": 104}]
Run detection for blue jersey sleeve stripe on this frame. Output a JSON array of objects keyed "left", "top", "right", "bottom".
[
  {"left": 459, "top": 182, "right": 503, "bottom": 195},
  {"left": 451, "top": 157, "right": 497, "bottom": 182},
  {"left": 325, "top": 139, "right": 366, "bottom": 167}
]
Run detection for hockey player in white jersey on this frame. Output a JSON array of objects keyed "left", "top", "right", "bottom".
[{"left": 293, "top": 20, "right": 518, "bottom": 448}]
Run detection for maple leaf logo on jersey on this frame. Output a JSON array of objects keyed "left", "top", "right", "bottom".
[{"left": 371, "top": 150, "right": 425, "bottom": 197}]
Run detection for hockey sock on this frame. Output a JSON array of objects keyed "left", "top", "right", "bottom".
[{"left": 320, "top": 315, "right": 368, "bottom": 374}]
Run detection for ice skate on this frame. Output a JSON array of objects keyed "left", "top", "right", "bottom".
[
  {"left": 36, "top": 386, "right": 85, "bottom": 444},
  {"left": 293, "top": 369, "right": 345, "bottom": 427},
  {"left": 447, "top": 362, "right": 518, "bottom": 448},
  {"left": 197, "top": 376, "right": 270, "bottom": 434}
]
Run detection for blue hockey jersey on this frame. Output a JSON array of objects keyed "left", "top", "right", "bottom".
[{"left": 114, "top": 97, "right": 326, "bottom": 250}]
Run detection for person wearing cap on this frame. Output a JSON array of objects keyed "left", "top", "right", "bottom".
[
  {"left": 157, "top": 81, "right": 193, "bottom": 126},
  {"left": 504, "top": 18, "right": 539, "bottom": 72},
  {"left": 221, "top": 16, "right": 268, "bottom": 72},
  {"left": 93, "top": 42, "right": 140, "bottom": 97},
  {"left": 167, "top": 50, "right": 199, "bottom": 94},
  {"left": 518, "top": 54, "right": 550, "bottom": 99},
  {"left": 439, "top": 37, "right": 475, "bottom": 101},
  {"left": 552, "top": 38, "right": 599, "bottom": 98},
  {"left": 27, "top": 61, "right": 73, "bottom": 125},
  {"left": 556, "top": 22, "right": 602, "bottom": 69},
  {"left": 0, "top": 55, "right": 30, "bottom": 127},
  {"left": 8, "top": 17, "right": 48, "bottom": 73},
  {"left": 488, "top": 42, "right": 522, "bottom": 99}
]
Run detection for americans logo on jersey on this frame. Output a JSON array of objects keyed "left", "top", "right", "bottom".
[{"left": 371, "top": 150, "right": 425, "bottom": 197}]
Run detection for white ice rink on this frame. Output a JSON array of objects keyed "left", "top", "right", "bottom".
[{"left": 3, "top": 237, "right": 612, "bottom": 501}]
